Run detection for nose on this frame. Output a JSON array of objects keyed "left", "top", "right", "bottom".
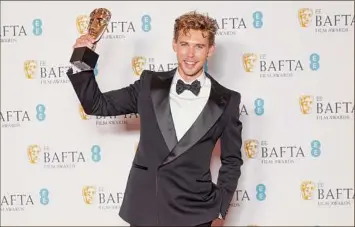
[
  {"left": 92, "top": 19, "right": 99, "bottom": 28},
  {"left": 187, "top": 46, "right": 195, "bottom": 57}
]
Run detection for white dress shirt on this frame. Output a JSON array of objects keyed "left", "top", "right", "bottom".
[{"left": 169, "top": 70, "right": 211, "bottom": 141}]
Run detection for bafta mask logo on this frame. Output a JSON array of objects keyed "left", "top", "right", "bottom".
[
  {"left": 79, "top": 105, "right": 90, "bottom": 120},
  {"left": 299, "top": 95, "right": 313, "bottom": 114},
  {"left": 76, "top": 15, "right": 90, "bottom": 35},
  {"left": 132, "top": 56, "right": 147, "bottom": 76},
  {"left": 88, "top": 8, "right": 111, "bottom": 43},
  {"left": 27, "top": 145, "right": 41, "bottom": 164},
  {"left": 242, "top": 53, "right": 257, "bottom": 72},
  {"left": 24, "top": 60, "right": 37, "bottom": 79},
  {"left": 301, "top": 181, "right": 315, "bottom": 200},
  {"left": 298, "top": 8, "right": 313, "bottom": 28},
  {"left": 82, "top": 186, "right": 96, "bottom": 205},
  {"left": 244, "top": 140, "right": 259, "bottom": 158}
]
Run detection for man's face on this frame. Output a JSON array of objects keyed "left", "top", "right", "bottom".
[{"left": 173, "top": 29, "right": 215, "bottom": 79}]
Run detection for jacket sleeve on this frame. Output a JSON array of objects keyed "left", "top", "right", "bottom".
[
  {"left": 217, "top": 92, "right": 243, "bottom": 219},
  {"left": 66, "top": 68, "right": 146, "bottom": 116}
]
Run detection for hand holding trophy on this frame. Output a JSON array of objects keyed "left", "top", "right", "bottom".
[{"left": 70, "top": 8, "right": 111, "bottom": 71}]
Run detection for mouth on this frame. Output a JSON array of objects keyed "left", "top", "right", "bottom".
[{"left": 183, "top": 60, "right": 198, "bottom": 69}]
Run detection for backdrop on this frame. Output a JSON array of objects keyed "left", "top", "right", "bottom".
[{"left": 1, "top": 1, "right": 354, "bottom": 226}]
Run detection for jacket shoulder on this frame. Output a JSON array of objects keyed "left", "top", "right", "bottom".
[
  {"left": 210, "top": 77, "right": 241, "bottom": 100},
  {"left": 140, "top": 69, "right": 174, "bottom": 78},
  {"left": 140, "top": 68, "right": 177, "bottom": 81}
]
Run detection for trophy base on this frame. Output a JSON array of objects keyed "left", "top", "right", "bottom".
[{"left": 70, "top": 46, "right": 99, "bottom": 71}]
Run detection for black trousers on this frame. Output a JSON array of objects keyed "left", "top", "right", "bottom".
[
  {"left": 195, "top": 220, "right": 213, "bottom": 226},
  {"left": 130, "top": 220, "right": 213, "bottom": 227}
]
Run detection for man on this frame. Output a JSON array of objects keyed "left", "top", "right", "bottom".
[{"left": 67, "top": 11, "right": 243, "bottom": 227}]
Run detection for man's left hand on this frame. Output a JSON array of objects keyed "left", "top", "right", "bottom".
[{"left": 211, "top": 218, "right": 224, "bottom": 226}]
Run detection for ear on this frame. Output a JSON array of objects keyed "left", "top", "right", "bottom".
[{"left": 207, "top": 44, "right": 216, "bottom": 58}]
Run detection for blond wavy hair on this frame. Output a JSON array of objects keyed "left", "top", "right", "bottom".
[{"left": 174, "top": 11, "right": 218, "bottom": 46}]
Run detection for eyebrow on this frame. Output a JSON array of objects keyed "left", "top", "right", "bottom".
[{"left": 179, "top": 41, "right": 206, "bottom": 46}]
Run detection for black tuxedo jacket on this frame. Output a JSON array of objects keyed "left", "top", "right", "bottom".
[{"left": 67, "top": 68, "right": 243, "bottom": 226}]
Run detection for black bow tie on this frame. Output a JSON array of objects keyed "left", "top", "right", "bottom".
[{"left": 176, "top": 79, "right": 201, "bottom": 96}]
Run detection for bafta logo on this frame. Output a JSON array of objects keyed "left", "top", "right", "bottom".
[
  {"left": 76, "top": 15, "right": 90, "bottom": 35},
  {"left": 244, "top": 140, "right": 259, "bottom": 158},
  {"left": 70, "top": 8, "right": 112, "bottom": 71},
  {"left": 242, "top": 53, "right": 257, "bottom": 72},
  {"left": 24, "top": 60, "right": 37, "bottom": 79},
  {"left": 132, "top": 56, "right": 147, "bottom": 76},
  {"left": 79, "top": 105, "right": 90, "bottom": 120},
  {"left": 301, "top": 181, "right": 315, "bottom": 200},
  {"left": 298, "top": 8, "right": 313, "bottom": 28},
  {"left": 82, "top": 186, "right": 96, "bottom": 205},
  {"left": 299, "top": 95, "right": 313, "bottom": 114},
  {"left": 27, "top": 145, "right": 41, "bottom": 164}
]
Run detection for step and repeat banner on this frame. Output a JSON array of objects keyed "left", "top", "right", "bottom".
[{"left": 1, "top": 1, "right": 354, "bottom": 226}]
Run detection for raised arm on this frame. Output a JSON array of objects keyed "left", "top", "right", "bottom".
[
  {"left": 66, "top": 33, "right": 144, "bottom": 116},
  {"left": 67, "top": 68, "right": 145, "bottom": 116}
]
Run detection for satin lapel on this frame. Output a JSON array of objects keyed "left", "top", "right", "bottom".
[
  {"left": 150, "top": 68, "right": 178, "bottom": 152},
  {"left": 161, "top": 73, "right": 230, "bottom": 166}
]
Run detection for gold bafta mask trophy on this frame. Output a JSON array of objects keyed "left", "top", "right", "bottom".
[{"left": 70, "top": 8, "right": 111, "bottom": 70}]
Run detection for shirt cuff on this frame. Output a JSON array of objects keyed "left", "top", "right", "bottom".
[{"left": 71, "top": 64, "right": 83, "bottom": 73}]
